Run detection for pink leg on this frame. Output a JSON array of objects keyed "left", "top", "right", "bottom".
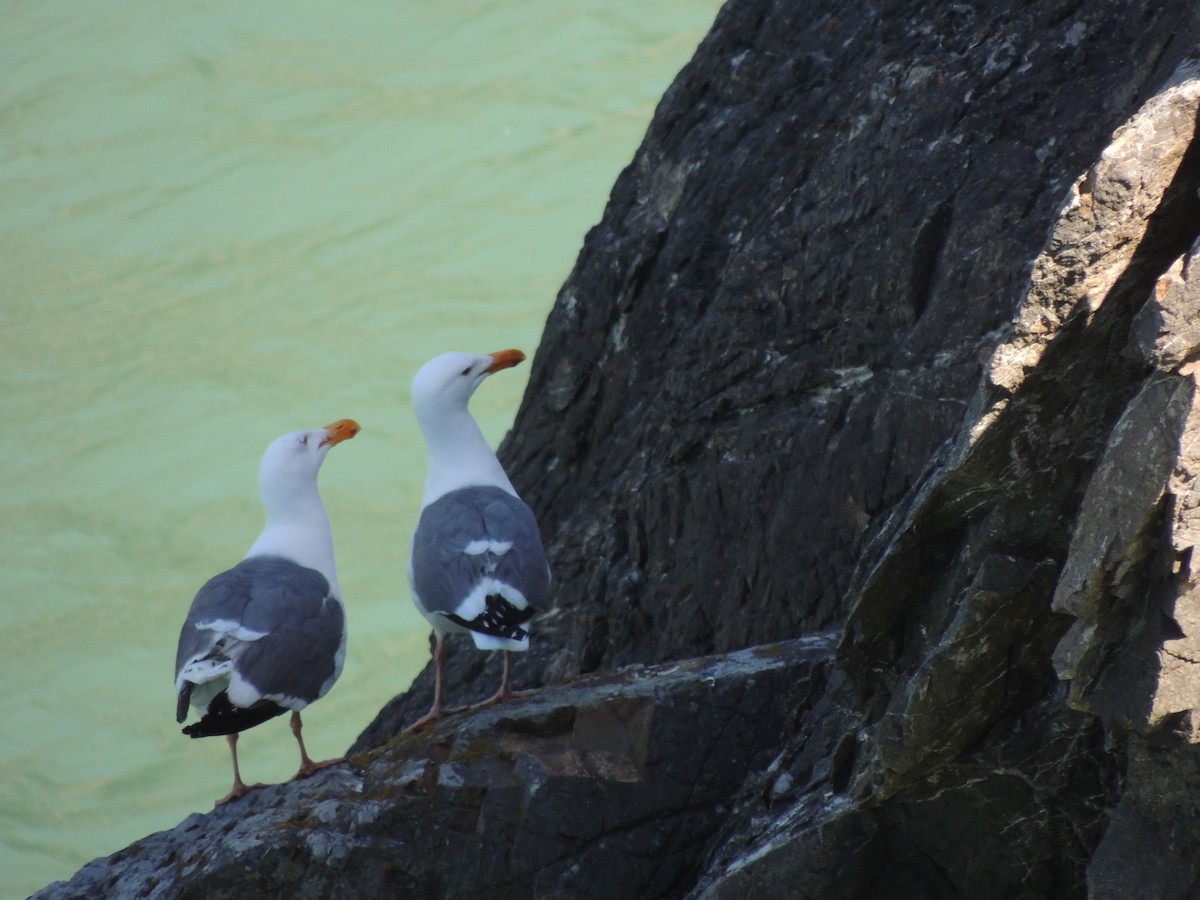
[
  {"left": 216, "top": 732, "right": 267, "bottom": 806},
  {"left": 403, "top": 633, "right": 456, "bottom": 733},
  {"left": 468, "top": 651, "right": 533, "bottom": 710},
  {"left": 289, "top": 711, "right": 344, "bottom": 780}
]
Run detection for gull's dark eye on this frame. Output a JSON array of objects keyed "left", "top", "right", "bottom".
[
  {"left": 460, "top": 366, "right": 472, "bottom": 376},
  {"left": 299, "top": 435, "right": 309, "bottom": 446}
]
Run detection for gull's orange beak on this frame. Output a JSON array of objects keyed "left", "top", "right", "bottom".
[
  {"left": 484, "top": 349, "right": 526, "bottom": 374},
  {"left": 319, "top": 418, "right": 361, "bottom": 448}
]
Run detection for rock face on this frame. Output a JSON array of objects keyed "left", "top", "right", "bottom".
[
  {"left": 690, "top": 61, "right": 1200, "bottom": 896},
  {"left": 38, "top": 0, "right": 1200, "bottom": 897}
]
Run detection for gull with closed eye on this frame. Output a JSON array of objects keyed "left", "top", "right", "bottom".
[{"left": 174, "top": 418, "right": 359, "bottom": 804}]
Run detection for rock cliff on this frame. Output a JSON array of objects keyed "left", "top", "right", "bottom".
[{"left": 37, "top": 0, "right": 1200, "bottom": 897}]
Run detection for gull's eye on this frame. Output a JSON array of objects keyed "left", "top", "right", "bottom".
[
  {"left": 299, "top": 434, "right": 309, "bottom": 446},
  {"left": 460, "top": 366, "right": 472, "bottom": 376}
]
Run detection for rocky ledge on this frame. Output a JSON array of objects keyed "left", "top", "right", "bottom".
[{"left": 35, "top": 636, "right": 833, "bottom": 899}]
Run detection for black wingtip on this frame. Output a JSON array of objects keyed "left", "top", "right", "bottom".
[
  {"left": 445, "top": 593, "right": 537, "bottom": 641},
  {"left": 180, "top": 692, "right": 288, "bottom": 738},
  {"left": 176, "top": 683, "right": 193, "bottom": 724}
]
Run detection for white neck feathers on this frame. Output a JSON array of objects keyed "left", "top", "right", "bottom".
[
  {"left": 246, "top": 477, "right": 341, "bottom": 595},
  {"left": 417, "top": 403, "right": 515, "bottom": 507}
]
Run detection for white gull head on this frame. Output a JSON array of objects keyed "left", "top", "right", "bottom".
[
  {"left": 245, "top": 418, "right": 360, "bottom": 593},
  {"left": 411, "top": 349, "right": 525, "bottom": 507}
]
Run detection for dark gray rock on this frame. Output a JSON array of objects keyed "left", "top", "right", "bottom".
[
  {"left": 34, "top": 638, "right": 832, "bottom": 899},
  {"left": 1088, "top": 736, "right": 1200, "bottom": 899},
  {"left": 692, "top": 44, "right": 1200, "bottom": 900}
]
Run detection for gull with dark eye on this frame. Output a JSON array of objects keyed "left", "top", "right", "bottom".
[{"left": 402, "top": 349, "right": 550, "bottom": 732}]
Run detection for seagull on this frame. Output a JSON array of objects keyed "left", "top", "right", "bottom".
[
  {"left": 174, "top": 418, "right": 359, "bottom": 805},
  {"left": 405, "top": 349, "right": 550, "bottom": 732}
]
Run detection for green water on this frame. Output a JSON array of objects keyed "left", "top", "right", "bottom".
[{"left": 0, "top": 2, "right": 718, "bottom": 894}]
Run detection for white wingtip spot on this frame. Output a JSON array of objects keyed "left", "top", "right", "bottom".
[{"left": 462, "top": 539, "right": 514, "bottom": 556}]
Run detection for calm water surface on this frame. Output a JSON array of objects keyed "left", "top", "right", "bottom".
[{"left": 0, "top": 2, "right": 719, "bottom": 893}]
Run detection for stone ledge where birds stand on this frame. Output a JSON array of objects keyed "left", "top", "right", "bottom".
[{"left": 33, "top": 635, "right": 834, "bottom": 900}]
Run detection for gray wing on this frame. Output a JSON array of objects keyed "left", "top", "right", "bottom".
[
  {"left": 411, "top": 485, "right": 550, "bottom": 620},
  {"left": 175, "top": 556, "right": 344, "bottom": 709}
]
